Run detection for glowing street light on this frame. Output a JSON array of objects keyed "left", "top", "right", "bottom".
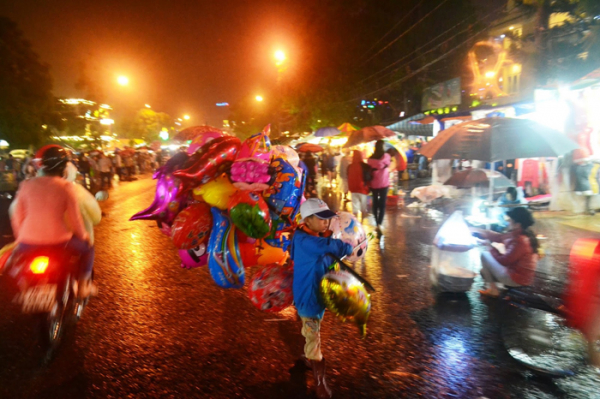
[
  {"left": 159, "top": 128, "right": 169, "bottom": 141},
  {"left": 145, "top": 104, "right": 151, "bottom": 108},
  {"left": 274, "top": 50, "right": 286, "bottom": 66},
  {"left": 183, "top": 114, "right": 190, "bottom": 120},
  {"left": 117, "top": 75, "right": 129, "bottom": 86},
  {"left": 255, "top": 95, "right": 264, "bottom": 102}
]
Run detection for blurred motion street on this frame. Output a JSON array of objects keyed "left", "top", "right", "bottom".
[{"left": 0, "top": 175, "right": 599, "bottom": 398}]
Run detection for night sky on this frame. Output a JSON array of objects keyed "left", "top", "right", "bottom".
[{"left": 1, "top": 0, "right": 499, "bottom": 125}]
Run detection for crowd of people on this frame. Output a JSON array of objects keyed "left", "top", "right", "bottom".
[
  {"left": 0, "top": 153, "right": 34, "bottom": 183},
  {"left": 71, "top": 150, "right": 158, "bottom": 190},
  {"left": 1, "top": 149, "right": 164, "bottom": 191},
  {"left": 300, "top": 140, "right": 394, "bottom": 235}
]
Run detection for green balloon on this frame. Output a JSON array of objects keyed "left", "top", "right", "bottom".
[{"left": 230, "top": 203, "right": 271, "bottom": 239}]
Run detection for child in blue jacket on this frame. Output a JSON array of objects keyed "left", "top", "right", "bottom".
[{"left": 291, "top": 198, "right": 353, "bottom": 399}]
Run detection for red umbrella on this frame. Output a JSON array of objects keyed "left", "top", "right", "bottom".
[
  {"left": 174, "top": 125, "right": 224, "bottom": 142},
  {"left": 296, "top": 143, "right": 324, "bottom": 153},
  {"left": 343, "top": 125, "right": 396, "bottom": 148}
]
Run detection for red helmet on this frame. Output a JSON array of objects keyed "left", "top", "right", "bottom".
[
  {"left": 35, "top": 144, "right": 63, "bottom": 160},
  {"left": 40, "top": 146, "right": 68, "bottom": 171}
]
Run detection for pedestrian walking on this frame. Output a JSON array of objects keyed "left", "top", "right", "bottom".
[
  {"left": 113, "top": 151, "right": 123, "bottom": 182},
  {"left": 78, "top": 154, "right": 91, "bottom": 189},
  {"left": 368, "top": 140, "right": 391, "bottom": 233},
  {"left": 338, "top": 149, "right": 351, "bottom": 202},
  {"left": 303, "top": 152, "right": 318, "bottom": 197},
  {"left": 22, "top": 156, "right": 37, "bottom": 180},
  {"left": 124, "top": 155, "right": 135, "bottom": 179},
  {"left": 291, "top": 198, "right": 353, "bottom": 399},
  {"left": 98, "top": 153, "right": 112, "bottom": 189},
  {"left": 348, "top": 150, "right": 370, "bottom": 219},
  {"left": 322, "top": 149, "right": 336, "bottom": 187},
  {"left": 5, "top": 154, "right": 14, "bottom": 172}
]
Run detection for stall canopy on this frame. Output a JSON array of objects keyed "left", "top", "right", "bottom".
[
  {"left": 418, "top": 117, "right": 579, "bottom": 162},
  {"left": 386, "top": 113, "right": 435, "bottom": 137}
]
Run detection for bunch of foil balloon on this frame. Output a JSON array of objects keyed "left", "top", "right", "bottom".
[{"left": 131, "top": 125, "right": 372, "bottom": 334}]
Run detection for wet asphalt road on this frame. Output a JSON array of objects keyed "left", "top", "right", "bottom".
[{"left": 1, "top": 175, "right": 600, "bottom": 398}]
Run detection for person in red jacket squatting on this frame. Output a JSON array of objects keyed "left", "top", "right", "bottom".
[
  {"left": 290, "top": 198, "right": 353, "bottom": 399},
  {"left": 473, "top": 207, "right": 539, "bottom": 298}
]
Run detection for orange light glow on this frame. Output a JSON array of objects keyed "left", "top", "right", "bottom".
[
  {"left": 274, "top": 50, "right": 286, "bottom": 65},
  {"left": 117, "top": 76, "right": 129, "bottom": 86},
  {"left": 30, "top": 256, "right": 49, "bottom": 274}
]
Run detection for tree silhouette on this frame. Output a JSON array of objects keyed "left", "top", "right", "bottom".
[{"left": 0, "top": 17, "right": 54, "bottom": 147}]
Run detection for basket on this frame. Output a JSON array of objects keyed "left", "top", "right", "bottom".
[{"left": 436, "top": 271, "right": 476, "bottom": 292}]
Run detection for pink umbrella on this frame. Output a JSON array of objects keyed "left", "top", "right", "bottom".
[
  {"left": 343, "top": 125, "right": 396, "bottom": 148},
  {"left": 296, "top": 143, "right": 324, "bottom": 153}
]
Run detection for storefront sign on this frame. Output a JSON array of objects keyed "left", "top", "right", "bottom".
[{"left": 422, "top": 78, "right": 461, "bottom": 111}]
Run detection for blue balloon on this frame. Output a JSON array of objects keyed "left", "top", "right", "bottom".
[
  {"left": 265, "top": 210, "right": 292, "bottom": 251},
  {"left": 207, "top": 208, "right": 245, "bottom": 289},
  {"left": 264, "top": 158, "right": 302, "bottom": 219}
]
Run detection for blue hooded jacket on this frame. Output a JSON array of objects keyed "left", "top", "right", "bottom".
[{"left": 291, "top": 228, "right": 353, "bottom": 319}]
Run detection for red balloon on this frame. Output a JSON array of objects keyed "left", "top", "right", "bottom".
[
  {"left": 239, "top": 241, "right": 259, "bottom": 266},
  {"left": 171, "top": 203, "right": 213, "bottom": 249},
  {"left": 173, "top": 136, "right": 241, "bottom": 184},
  {"left": 248, "top": 264, "right": 293, "bottom": 312}
]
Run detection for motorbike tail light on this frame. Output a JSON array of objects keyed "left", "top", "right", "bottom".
[{"left": 30, "top": 256, "right": 49, "bottom": 274}]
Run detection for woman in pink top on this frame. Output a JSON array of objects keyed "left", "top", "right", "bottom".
[
  {"left": 367, "top": 140, "right": 391, "bottom": 232},
  {"left": 11, "top": 147, "right": 95, "bottom": 295}
]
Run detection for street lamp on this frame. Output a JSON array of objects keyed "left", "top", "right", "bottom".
[
  {"left": 183, "top": 114, "right": 190, "bottom": 120},
  {"left": 274, "top": 50, "right": 286, "bottom": 66},
  {"left": 117, "top": 75, "right": 129, "bottom": 86},
  {"left": 145, "top": 104, "right": 152, "bottom": 108},
  {"left": 255, "top": 95, "right": 264, "bottom": 102}
]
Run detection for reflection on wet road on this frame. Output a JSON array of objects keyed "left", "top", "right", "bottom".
[{"left": 0, "top": 176, "right": 599, "bottom": 398}]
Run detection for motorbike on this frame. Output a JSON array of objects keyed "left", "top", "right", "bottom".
[
  {"left": 2, "top": 245, "right": 90, "bottom": 363},
  {"left": 0, "top": 190, "right": 108, "bottom": 364},
  {"left": 484, "top": 236, "right": 598, "bottom": 378}
]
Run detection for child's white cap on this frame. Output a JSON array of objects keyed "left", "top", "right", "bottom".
[{"left": 300, "top": 198, "right": 337, "bottom": 220}]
